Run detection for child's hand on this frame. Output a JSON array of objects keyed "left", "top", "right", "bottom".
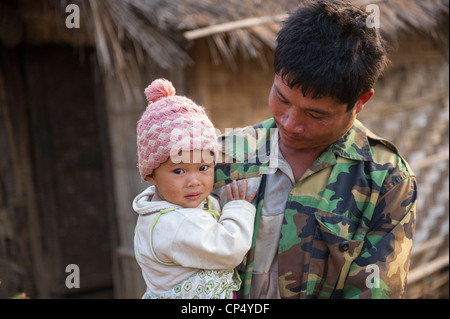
[{"left": 226, "top": 180, "right": 258, "bottom": 203}]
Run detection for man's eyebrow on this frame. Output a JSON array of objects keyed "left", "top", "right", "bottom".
[
  {"left": 305, "top": 107, "right": 331, "bottom": 115},
  {"left": 274, "top": 85, "right": 289, "bottom": 102},
  {"left": 275, "top": 84, "right": 332, "bottom": 115}
]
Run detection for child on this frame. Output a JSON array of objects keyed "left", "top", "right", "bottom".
[{"left": 133, "top": 78, "right": 257, "bottom": 299}]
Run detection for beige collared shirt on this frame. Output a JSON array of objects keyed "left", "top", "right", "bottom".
[{"left": 250, "top": 129, "right": 295, "bottom": 299}]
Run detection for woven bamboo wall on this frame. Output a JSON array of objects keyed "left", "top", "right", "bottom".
[{"left": 358, "top": 40, "right": 449, "bottom": 298}]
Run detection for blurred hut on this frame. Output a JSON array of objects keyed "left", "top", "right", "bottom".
[{"left": 0, "top": 0, "right": 448, "bottom": 298}]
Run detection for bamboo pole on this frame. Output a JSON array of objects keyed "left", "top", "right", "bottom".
[
  {"left": 408, "top": 253, "right": 449, "bottom": 284},
  {"left": 411, "top": 149, "right": 449, "bottom": 171},
  {"left": 360, "top": 89, "right": 449, "bottom": 118},
  {"left": 411, "top": 236, "right": 446, "bottom": 257},
  {"left": 183, "top": 14, "right": 288, "bottom": 41}
]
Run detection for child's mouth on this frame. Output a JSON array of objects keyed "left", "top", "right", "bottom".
[{"left": 185, "top": 193, "right": 201, "bottom": 200}]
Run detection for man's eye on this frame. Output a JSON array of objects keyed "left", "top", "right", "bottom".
[
  {"left": 173, "top": 169, "right": 184, "bottom": 175},
  {"left": 308, "top": 113, "right": 326, "bottom": 120},
  {"left": 278, "top": 96, "right": 290, "bottom": 105}
]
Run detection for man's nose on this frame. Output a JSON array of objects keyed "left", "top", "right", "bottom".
[{"left": 281, "top": 109, "right": 306, "bottom": 134}]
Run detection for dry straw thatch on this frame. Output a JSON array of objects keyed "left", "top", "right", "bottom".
[{"left": 44, "top": 0, "right": 448, "bottom": 100}]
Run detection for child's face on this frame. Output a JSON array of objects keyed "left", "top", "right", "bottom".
[{"left": 146, "top": 150, "right": 215, "bottom": 208}]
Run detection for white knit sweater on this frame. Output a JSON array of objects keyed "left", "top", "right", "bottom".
[{"left": 133, "top": 186, "right": 256, "bottom": 297}]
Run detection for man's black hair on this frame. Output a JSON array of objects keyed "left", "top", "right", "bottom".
[{"left": 274, "top": 0, "right": 389, "bottom": 110}]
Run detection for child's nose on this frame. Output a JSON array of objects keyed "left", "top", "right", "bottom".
[{"left": 186, "top": 173, "right": 201, "bottom": 187}]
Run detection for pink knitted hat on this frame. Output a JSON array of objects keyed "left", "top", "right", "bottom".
[{"left": 137, "top": 78, "right": 218, "bottom": 179}]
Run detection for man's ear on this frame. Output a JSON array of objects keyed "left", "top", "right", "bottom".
[{"left": 355, "top": 89, "right": 374, "bottom": 114}]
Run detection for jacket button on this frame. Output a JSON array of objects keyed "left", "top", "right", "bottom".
[{"left": 339, "top": 241, "right": 350, "bottom": 252}]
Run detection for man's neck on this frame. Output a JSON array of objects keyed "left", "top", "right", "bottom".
[{"left": 279, "top": 142, "right": 328, "bottom": 182}]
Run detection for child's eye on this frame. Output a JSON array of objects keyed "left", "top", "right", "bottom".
[
  {"left": 173, "top": 168, "right": 184, "bottom": 175},
  {"left": 199, "top": 165, "right": 209, "bottom": 172}
]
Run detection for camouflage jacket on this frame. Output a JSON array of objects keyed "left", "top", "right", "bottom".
[{"left": 213, "top": 118, "right": 417, "bottom": 299}]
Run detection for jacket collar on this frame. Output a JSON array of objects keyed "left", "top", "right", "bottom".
[
  {"left": 331, "top": 119, "right": 374, "bottom": 162},
  {"left": 220, "top": 117, "right": 396, "bottom": 167}
]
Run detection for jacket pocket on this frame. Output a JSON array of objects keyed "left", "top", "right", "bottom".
[{"left": 308, "top": 212, "right": 364, "bottom": 298}]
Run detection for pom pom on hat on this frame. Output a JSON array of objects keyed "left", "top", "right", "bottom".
[
  {"left": 137, "top": 78, "right": 219, "bottom": 179},
  {"left": 144, "top": 78, "right": 176, "bottom": 103}
]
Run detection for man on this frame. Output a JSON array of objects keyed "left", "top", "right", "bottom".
[{"left": 212, "top": 0, "right": 417, "bottom": 299}]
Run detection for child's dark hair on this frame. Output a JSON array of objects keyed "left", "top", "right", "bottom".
[{"left": 274, "top": 0, "right": 389, "bottom": 110}]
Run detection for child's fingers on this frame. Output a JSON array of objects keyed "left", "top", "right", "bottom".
[
  {"left": 239, "top": 180, "right": 247, "bottom": 199},
  {"left": 227, "top": 180, "right": 258, "bottom": 202},
  {"left": 232, "top": 180, "right": 239, "bottom": 199},
  {"left": 226, "top": 184, "right": 233, "bottom": 201},
  {"left": 227, "top": 180, "right": 240, "bottom": 200},
  {"left": 246, "top": 188, "right": 259, "bottom": 203}
]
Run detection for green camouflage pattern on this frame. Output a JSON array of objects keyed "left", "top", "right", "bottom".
[{"left": 213, "top": 118, "right": 417, "bottom": 299}]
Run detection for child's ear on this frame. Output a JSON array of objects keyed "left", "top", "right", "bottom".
[{"left": 145, "top": 174, "right": 156, "bottom": 185}]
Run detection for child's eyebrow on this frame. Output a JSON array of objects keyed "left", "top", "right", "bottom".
[
  {"left": 169, "top": 161, "right": 183, "bottom": 166},
  {"left": 170, "top": 161, "right": 196, "bottom": 166}
]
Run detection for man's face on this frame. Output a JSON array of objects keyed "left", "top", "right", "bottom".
[{"left": 269, "top": 75, "right": 368, "bottom": 152}]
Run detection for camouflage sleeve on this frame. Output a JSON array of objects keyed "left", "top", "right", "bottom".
[{"left": 339, "top": 175, "right": 417, "bottom": 299}]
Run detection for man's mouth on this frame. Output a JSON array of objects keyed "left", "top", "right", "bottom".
[
  {"left": 278, "top": 126, "right": 309, "bottom": 143},
  {"left": 274, "top": 119, "right": 312, "bottom": 143}
]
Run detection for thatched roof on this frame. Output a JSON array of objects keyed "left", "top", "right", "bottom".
[
  {"left": 89, "top": 0, "right": 450, "bottom": 68},
  {"left": 4, "top": 0, "right": 448, "bottom": 97}
]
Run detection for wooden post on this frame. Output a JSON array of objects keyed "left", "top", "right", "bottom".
[{"left": 0, "top": 48, "right": 50, "bottom": 297}]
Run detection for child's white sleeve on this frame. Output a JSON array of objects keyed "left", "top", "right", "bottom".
[{"left": 154, "top": 200, "right": 256, "bottom": 270}]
